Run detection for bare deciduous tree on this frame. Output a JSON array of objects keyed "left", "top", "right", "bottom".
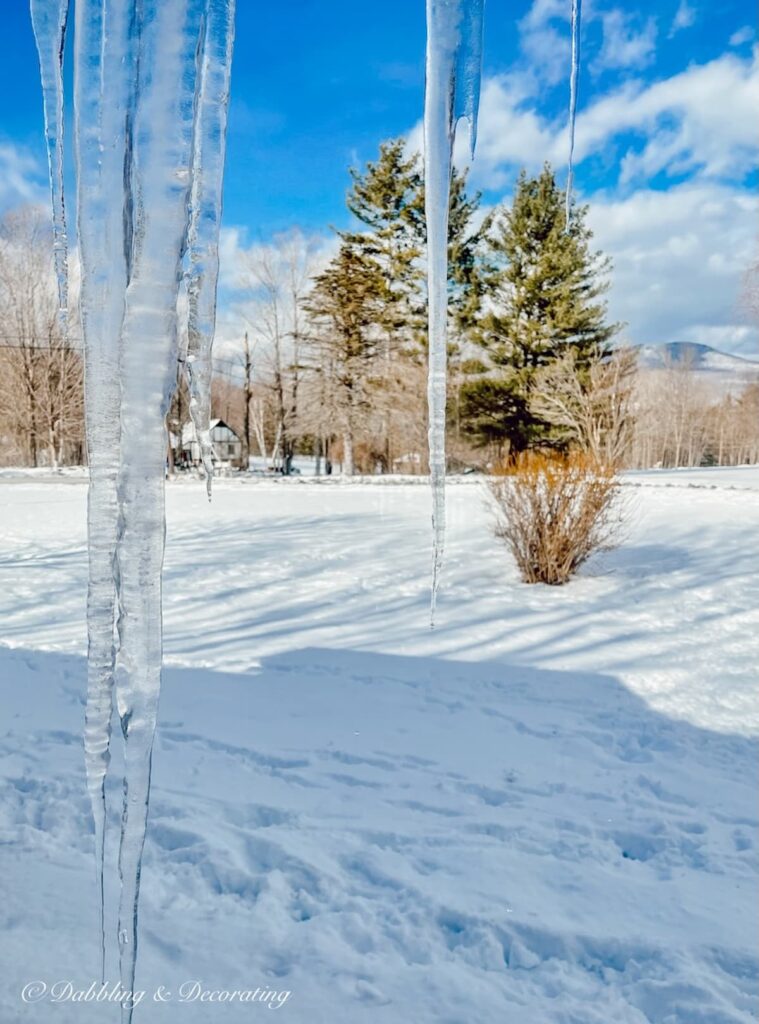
[
  {"left": 0, "top": 207, "right": 83, "bottom": 467},
  {"left": 237, "top": 230, "right": 318, "bottom": 472},
  {"left": 530, "top": 346, "right": 637, "bottom": 466},
  {"left": 629, "top": 352, "right": 711, "bottom": 468}
]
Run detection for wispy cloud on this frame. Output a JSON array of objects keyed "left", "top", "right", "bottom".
[
  {"left": 0, "top": 143, "right": 47, "bottom": 212},
  {"left": 668, "top": 0, "right": 696, "bottom": 38},
  {"left": 729, "top": 25, "right": 754, "bottom": 47},
  {"left": 451, "top": 50, "right": 759, "bottom": 190},
  {"left": 592, "top": 10, "right": 658, "bottom": 73},
  {"left": 517, "top": 0, "right": 571, "bottom": 86}
]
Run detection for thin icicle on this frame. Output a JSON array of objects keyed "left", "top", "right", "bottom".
[
  {"left": 29, "top": 0, "right": 69, "bottom": 317},
  {"left": 424, "top": 0, "right": 484, "bottom": 626},
  {"left": 566, "top": 0, "right": 581, "bottom": 231},
  {"left": 184, "top": 0, "right": 236, "bottom": 496}
]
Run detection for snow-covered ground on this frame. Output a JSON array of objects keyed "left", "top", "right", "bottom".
[{"left": 0, "top": 470, "right": 757, "bottom": 1023}]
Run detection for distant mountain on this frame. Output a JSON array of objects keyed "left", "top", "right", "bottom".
[
  {"left": 634, "top": 342, "right": 759, "bottom": 397},
  {"left": 636, "top": 341, "right": 759, "bottom": 370}
]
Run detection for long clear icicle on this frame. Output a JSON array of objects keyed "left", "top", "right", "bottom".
[
  {"left": 184, "top": 0, "right": 236, "bottom": 496},
  {"left": 424, "top": 0, "right": 484, "bottom": 625},
  {"left": 113, "top": 5, "right": 224, "bottom": 1017},
  {"left": 73, "top": 0, "right": 133, "bottom": 983},
  {"left": 29, "top": 0, "right": 69, "bottom": 316},
  {"left": 33, "top": 2, "right": 234, "bottom": 1017},
  {"left": 566, "top": 0, "right": 581, "bottom": 230}
]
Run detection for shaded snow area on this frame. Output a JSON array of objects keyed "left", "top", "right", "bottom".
[{"left": 0, "top": 471, "right": 757, "bottom": 1023}]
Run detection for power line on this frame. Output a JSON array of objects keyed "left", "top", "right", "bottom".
[{"left": 0, "top": 339, "right": 246, "bottom": 372}]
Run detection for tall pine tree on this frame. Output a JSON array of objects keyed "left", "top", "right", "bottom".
[
  {"left": 342, "top": 139, "right": 492, "bottom": 353},
  {"left": 337, "top": 140, "right": 492, "bottom": 468},
  {"left": 302, "top": 242, "right": 388, "bottom": 475},
  {"left": 340, "top": 140, "right": 425, "bottom": 350},
  {"left": 461, "top": 164, "right": 620, "bottom": 453}
]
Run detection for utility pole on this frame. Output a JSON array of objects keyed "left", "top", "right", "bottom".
[{"left": 243, "top": 331, "right": 252, "bottom": 470}]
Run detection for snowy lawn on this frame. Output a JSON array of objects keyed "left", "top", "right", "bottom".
[{"left": 0, "top": 471, "right": 757, "bottom": 1023}]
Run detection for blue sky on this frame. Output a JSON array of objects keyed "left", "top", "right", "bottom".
[{"left": 1, "top": 0, "right": 757, "bottom": 352}]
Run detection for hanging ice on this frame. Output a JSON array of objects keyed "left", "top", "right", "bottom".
[
  {"left": 183, "top": 0, "right": 235, "bottom": 495},
  {"left": 32, "top": 1, "right": 235, "bottom": 1018},
  {"left": 424, "top": 0, "right": 484, "bottom": 624},
  {"left": 30, "top": 0, "right": 69, "bottom": 316},
  {"left": 72, "top": 0, "right": 131, "bottom": 985},
  {"left": 566, "top": 0, "right": 581, "bottom": 229}
]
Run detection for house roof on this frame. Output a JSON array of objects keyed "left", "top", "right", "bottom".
[{"left": 180, "top": 418, "right": 229, "bottom": 446}]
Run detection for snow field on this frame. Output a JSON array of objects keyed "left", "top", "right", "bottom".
[{"left": 0, "top": 471, "right": 757, "bottom": 1022}]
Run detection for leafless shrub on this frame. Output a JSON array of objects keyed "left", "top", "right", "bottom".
[{"left": 488, "top": 451, "right": 623, "bottom": 585}]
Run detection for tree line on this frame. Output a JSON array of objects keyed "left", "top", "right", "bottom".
[
  {"left": 0, "top": 208, "right": 84, "bottom": 468},
  {"left": 1, "top": 147, "right": 757, "bottom": 472},
  {"left": 209, "top": 140, "right": 758, "bottom": 473},
  {"left": 214, "top": 142, "right": 621, "bottom": 474}
]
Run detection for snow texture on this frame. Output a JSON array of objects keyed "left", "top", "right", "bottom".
[
  {"left": 0, "top": 472, "right": 757, "bottom": 1022},
  {"left": 424, "top": 0, "right": 484, "bottom": 624},
  {"left": 31, "top": 1, "right": 234, "bottom": 1017}
]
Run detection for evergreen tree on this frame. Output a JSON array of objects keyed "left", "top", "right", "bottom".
[
  {"left": 341, "top": 139, "right": 492, "bottom": 353},
  {"left": 341, "top": 140, "right": 425, "bottom": 348},
  {"left": 338, "top": 139, "right": 493, "bottom": 468},
  {"left": 461, "top": 164, "right": 620, "bottom": 453},
  {"left": 302, "top": 242, "right": 388, "bottom": 475}
]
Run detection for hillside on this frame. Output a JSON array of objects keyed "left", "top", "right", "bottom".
[{"left": 635, "top": 342, "right": 759, "bottom": 397}]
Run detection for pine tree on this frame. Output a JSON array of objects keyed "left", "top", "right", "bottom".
[
  {"left": 342, "top": 139, "right": 492, "bottom": 352},
  {"left": 461, "top": 164, "right": 620, "bottom": 453},
  {"left": 302, "top": 242, "right": 388, "bottom": 475},
  {"left": 339, "top": 140, "right": 492, "bottom": 468},
  {"left": 341, "top": 140, "right": 425, "bottom": 349}
]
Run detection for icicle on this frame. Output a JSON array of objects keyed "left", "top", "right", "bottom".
[
  {"left": 73, "top": 0, "right": 135, "bottom": 984},
  {"left": 113, "top": 5, "right": 220, "bottom": 1017},
  {"left": 33, "top": 2, "right": 235, "bottom": 1017},
  {"left": 566, "top": 0, "right": 581, "bottom": 231},
  {"left": 184, "top": 0, "right": 236, "bottom": 497},
  {"left": 424, "top": 0, "right": 484, "bottom": 626},
  {"left": 29, "top": 0, "right": 69, "bottom": 317}
]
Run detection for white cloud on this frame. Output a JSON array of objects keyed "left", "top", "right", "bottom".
[
  {"left": 592, "top": 10, "right": 657, "bottom": 72},
  {"left": 517, "top": 0, "right": 571, "bottom": 86},
  {"left": 218, "top": 225, "right": 247, "bottom": 293},
  {"left": 729, "top": 26, "right": 754, "bottom": 47},
  {"left": 519, "top": 0, "right": 567, "bottom": 33},
  {"left": 576, "top": 50, "right": 759, "bottom": 182},
  {"left": 0, "top": 144, "right": 47, "bottom": 211},
  {"left": 218, "top": 225, "right": 336, "bottom": 295},
  {"left": 669, "top": 0, "right": 696, "bottom": 37},
  {"left": 443, "top": 50, "right": 758, "bottom": 193},
  {"left": 587, "top": 182, "right": 759, "bottom": 355},
  {"left": 454, "top": 73, "right": 557, "bottom": 187}
]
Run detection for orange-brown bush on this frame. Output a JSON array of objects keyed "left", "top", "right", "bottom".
[{"left": 488, "top": 451, "right": 622, "bottom": 585}]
